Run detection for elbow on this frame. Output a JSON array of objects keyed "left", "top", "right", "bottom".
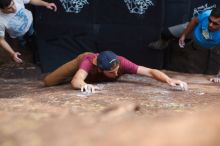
[{"left": 149, "top": 69, "right": 157, "bottom": 76}]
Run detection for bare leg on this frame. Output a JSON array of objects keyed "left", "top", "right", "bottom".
[{"left": 43, "top": 52, "right": 92, "bottom": 86}]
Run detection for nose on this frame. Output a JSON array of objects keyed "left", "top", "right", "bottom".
[
  {"left": 209, "top": 22, "right": 214, "bottom": 27},
  {"left": 208, "top": 22, "right": 216, "bottom": 30}
]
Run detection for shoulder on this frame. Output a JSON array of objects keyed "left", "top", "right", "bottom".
[
  {"left": 117, "top": 56, "right": 135, "bottom": 64},
  {"left": 79, "top": 53, "right": 97, "bottom": 72},
  {"left": 118, "top": 56, "right": 131, "bottom": 62},
  {"left": 117, "top": 56, "right": 138, "bottom": 74},
  {"left": 15, "top": 0, "right": 29, "bottom": 4},
  {"left": 22, "top": 0, "right": 31, "bottom": 4},
  {"left": 200, "top": 10, "right": 212, "bottom": 17},
  {"left": 81, "top": 53, "right": 97, "bottom": 61},
  {"left": 197, "top": 10, "right": 212, "bottom": 21}
]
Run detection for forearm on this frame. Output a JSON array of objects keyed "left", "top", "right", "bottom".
[
  {"left": 148, "top": 69, "right": 172, "bottom": 83},
  {"left": 137, "top": 66, "right": 171, "bottom": 83},
  {"left": 71, "top": 69, "right": 89, "bottom": 89},
  {"left": 71, "top": 76, "right": 87, "bottom": 90},
  {"left": 29, "top": 0, "right": 48, "bottom": 7},
  {"left": 137, "top": 66, "right": 188, "bottom": 90},
  {"left": 0, "top": 38, "right": 15, "bottom": 56},
  {"left": 181, "top": 17, "right": 198, "bottom": 37}
]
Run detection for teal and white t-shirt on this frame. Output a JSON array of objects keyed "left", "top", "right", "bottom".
[{"left": 0, "top": 0, "right": 33, "bottom": 38}]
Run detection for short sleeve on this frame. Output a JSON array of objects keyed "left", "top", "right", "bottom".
[
  {"left": 197, "top": 10, "right": 212, "bottom": 22},
  {"left": 118, "top": 56, "right": 138, "bottom": 74},
  {"left": 0, "top": 24, "right": 5, "bottom": 37},
  {"left": 23, "top": 0, "right": 31, "bottom": 4},
  {"left": 79, "top": 57, "right": 93, "bottom": 73}
]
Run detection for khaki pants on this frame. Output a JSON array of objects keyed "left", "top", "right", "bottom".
[{"left": 43, "top": 52, "right": 92, "bottom": 86}]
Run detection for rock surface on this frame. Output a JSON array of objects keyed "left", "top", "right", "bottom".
[{"left": 0, "top": 63, "right": 220, "bottom": 146}]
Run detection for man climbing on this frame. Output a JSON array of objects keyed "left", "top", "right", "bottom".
[{"left": 44, "top": 51, "right": 188, "bottom": 93}]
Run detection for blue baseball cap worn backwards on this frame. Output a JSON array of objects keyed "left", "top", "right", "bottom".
[{"left": 97, "top": 51, "right": 118, "bottom": 71}]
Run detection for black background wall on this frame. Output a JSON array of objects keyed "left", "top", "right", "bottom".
[
  {"left": 34, "top": 0, "right": 164, "bottom": 72},
  {"left": 33, "top": 0, "right": 220, "bottom": 74}
]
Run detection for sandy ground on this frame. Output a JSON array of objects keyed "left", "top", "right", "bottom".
[{"left": 0, "top": 63, "right": 220, "bottom": 146}]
